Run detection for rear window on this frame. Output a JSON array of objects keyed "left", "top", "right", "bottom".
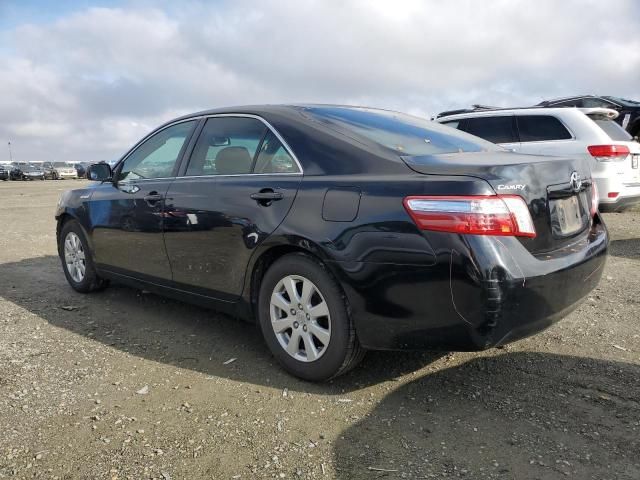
[
  {"left": 517, "top": 115, "right": 572, "bottom": 142},
  {"left": 304, "top": 107, "right": 499, "bottom": 156},
  {"left": 588, "top": 116, "right": 633, "bottom": 141},
  {"left": 462, "top": 116, "right": 517, "bottom": 143}
]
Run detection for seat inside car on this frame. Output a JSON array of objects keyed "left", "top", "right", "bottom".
[{"left": 214, "top": 146, "right": 252, "bottom": 175}]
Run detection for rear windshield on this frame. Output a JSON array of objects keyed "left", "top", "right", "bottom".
[
  {"left": 588, "top": 116, "right": 633, "bottom": 141},
  {"left": 303, "top": 106, "right": 500, "bottom": 156}
]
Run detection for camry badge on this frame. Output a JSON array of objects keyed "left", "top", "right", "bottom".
[{"left": 570, "top": 171, "right": 582, "bottom": 193}]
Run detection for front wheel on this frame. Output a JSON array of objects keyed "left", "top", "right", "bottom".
[
  {"left": 258, "top": 253, "right": 364, "bottom": 381},
  {"left": 58, "top": 220, "right": 108, "bottom": 293}
]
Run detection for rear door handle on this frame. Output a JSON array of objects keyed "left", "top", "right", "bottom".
[{"left": 250, "top": 191, "right": 284, "bottom": 201}]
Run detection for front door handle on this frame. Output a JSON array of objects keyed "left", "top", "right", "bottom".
[
  {"left": 144, "top": 192, "right": 164, "bottom": 205},
  {"left": 250, "top": 189, "right": 283, "bottom": 206}
]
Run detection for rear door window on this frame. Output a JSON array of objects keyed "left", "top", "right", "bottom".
[
  {"left": 461, "top": 116, "right": 517, "bottom": 144},
  {"left": 516, "top": 115, "right": 572, "bottom": 142},
  {"left": 186, "top": 117, "right": 267, "bottom": 176}
]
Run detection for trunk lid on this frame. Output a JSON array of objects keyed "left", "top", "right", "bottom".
[{"left": 401, "top": 151, "right": 594, "bottom": 254}]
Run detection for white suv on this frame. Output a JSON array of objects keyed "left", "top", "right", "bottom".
[{"left": 435, "top": 107, "right": 640, "bottom": 211}]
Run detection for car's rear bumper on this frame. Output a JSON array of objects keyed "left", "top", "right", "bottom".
[
  {"left": 331, "top": 217, "right": 608, "bottom": 351},
  {"left": 598, "top": 192, "right": 640, "bottom": 212},
  {"left": 595, "top": 176, "right": 640, "bottom": 212}
]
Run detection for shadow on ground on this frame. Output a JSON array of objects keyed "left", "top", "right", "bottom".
[
  {"left": 333, "top": 352, "right": 640, "bottom": 479},
  {"left": 0, "top": 255, "right": 443, "bottom": 394},
  {"left": 609, "top": 237, "right": 640, "bottom": 260}
]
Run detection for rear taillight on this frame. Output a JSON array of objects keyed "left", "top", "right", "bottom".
[
  {"left": 403, "top": 195, "right": 536, "bottom": 238},
  {"left": 587, "top": 145, "right": 630, "bottom": 161},
  {"left": 590, "top": 182, "right": 599, "bottom": 216}
]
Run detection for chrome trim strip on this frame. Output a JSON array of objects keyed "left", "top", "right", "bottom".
[
  {"left": 178, "top": 172, "right": 303, "bottom": 180},
  {"left": 119, "top": 172, "right": 303, "bottom": 185}
]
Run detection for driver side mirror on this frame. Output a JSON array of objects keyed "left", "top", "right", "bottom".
[{"left": 86, "top": 163, "right": 112, "bottom": 181}]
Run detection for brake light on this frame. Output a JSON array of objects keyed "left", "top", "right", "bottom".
[
  {"left": 608, "top": 192, "right": 619, "bottom": 198},
  {"left": 590, "top": 182, "right": 599, "bottom": 216},
  {"left": 403, "top": 195, "right": 536, "bottom": 238},
  {"left": 587, "top": 145, "right": 630, "bottom": 161}
]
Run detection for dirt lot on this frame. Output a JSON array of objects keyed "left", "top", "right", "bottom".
[{"left": 0, "top": 180, "right": 638, "bottom": 480}]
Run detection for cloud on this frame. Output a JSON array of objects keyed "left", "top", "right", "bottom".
[{"left": 1, "top": 0, "right": 639, "bottom": 162}]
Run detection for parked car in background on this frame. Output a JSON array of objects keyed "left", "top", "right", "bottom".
[
  {"left": 436, "top": 107, "right": 640, "bottom": 212},
  {"left": 536, "top": 95, "right": 640, "bottom": 137},
  {"left": 74, "top": 163, "right": 86, "bottom": 178},
  {"left": 42, "top": 162, "right": 78, "bottom": 180},
  {"left": 56, "top": 105, "right": 607, "bottom": 380},
  {"left": 10, "top": 163, "right": 45, "bottom": 181},
  {"left": 0, "top": 164, "right": 8, "bottom": 181},
  {"left": 41, "top": 162, "right": 57, "bottom": 180}
]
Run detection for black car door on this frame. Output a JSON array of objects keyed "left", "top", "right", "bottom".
[
  {"left": 163, "top": 115, "right": 303, "bottom": 301},
  {"left": 88, "top": 120, "right": 198, "bottom": 281}
]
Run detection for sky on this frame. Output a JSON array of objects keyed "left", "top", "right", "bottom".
[{"left": 1, "top": 0, "right": 639, "bottom": 163}]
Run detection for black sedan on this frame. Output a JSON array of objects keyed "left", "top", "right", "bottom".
[
  {"left": 536, "top": 95, "right": 640, "bottom": 137},
  {"left": 55, "top": 105, "right": 608, "bottom": 380},
  {"left": 10, "top": 163, "right": 45, "bottom": 181}
]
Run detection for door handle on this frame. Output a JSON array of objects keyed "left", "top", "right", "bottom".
[
  {"left": 144, "top": 192, "right": 164, "bottom": 205},
  {"left": 250, "top": 189, "right": 284, "bottom": 206}
]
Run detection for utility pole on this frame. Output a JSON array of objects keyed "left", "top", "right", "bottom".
[{"left": 7, "top": 141, "right": 13, "bottom": 163}]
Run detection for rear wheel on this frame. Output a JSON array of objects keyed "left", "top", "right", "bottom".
[
  {"left": 258, "top": 253, "right": 364, "bottom": 381},
  {"left": 58, "top": 220, "right": 108, "bottom": 293}
]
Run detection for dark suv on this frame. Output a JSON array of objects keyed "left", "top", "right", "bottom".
[
  {"left": 0, "top": 164, "right": 8, "bottom": 181},
  {"left": 537, "top": 95, "right": 640, "bottom": 137}
]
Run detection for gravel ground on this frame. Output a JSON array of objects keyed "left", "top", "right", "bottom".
[{"left": 0, "top": 180, "right": 638, "bottom": 480}]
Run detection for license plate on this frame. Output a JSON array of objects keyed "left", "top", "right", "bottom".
[
  {"left": 554, "top": 195, "right": 583, "bottom": 235},
  {"left": 632, "top": 155, "right": 639, "bottom": 169}
]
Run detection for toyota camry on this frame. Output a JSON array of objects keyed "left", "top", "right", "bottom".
[{"left": 55, "top": 105, "right": 608, "bottom": 381}]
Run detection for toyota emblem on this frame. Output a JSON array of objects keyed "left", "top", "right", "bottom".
[{"left": 569, "top": 171, "right": 582, "bottom": 192}]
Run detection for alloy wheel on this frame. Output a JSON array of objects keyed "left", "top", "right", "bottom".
[
  {"left": 270, "top": 275, "right": 331, "bottom": 362},
  {"left": 64, "top": 232, "right": 86, "bottom": 283}
]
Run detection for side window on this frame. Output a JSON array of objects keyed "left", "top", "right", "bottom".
[
  {"left": 462, "top": 116, "right": 517, "bottom": 143},
  {"left": 118, "top": 121, "right": 196, "bottom": 181},
  {"left": 186, "top": 117, "right": 267, "bottom": 176},
  {"left": 516, "top": 115, "right": 572, "bottom": 142},
  {"left": 253, "top": 131, "right": 300, "bottom": 174},
  {"left": 582, "top": 98, "right": 616, "bottom": 108},
  {"left": 441, "top": 120, "right": 460, "bottom": 129},
  {"left": 553, "top": 99, "right": 583, "bottom": 107}
]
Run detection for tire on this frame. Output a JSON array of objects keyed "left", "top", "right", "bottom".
[
  {"left": 258, "top": 253, "right": 365, "bottom": 381},
  {"left": 58, "top": 220, "right": 108, "bottom": 293}
]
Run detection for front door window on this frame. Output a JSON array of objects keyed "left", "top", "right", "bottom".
[{"left": 118, "top": 121, "right": 197, "bottom": 182}]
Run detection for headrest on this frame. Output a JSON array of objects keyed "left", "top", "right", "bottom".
[{"left": 215, "top": 146, "right": 252, "bottom": 175}]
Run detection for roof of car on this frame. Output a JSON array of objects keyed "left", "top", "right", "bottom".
[
  {"left": 170, "top": 104, "right": 400, "bottom": 121},
  {"left": 435, "top": 106, "right": 595, "bottom": 121},
  {"left": 536, "top": 95, "right": 597, "bottom": 105}
]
